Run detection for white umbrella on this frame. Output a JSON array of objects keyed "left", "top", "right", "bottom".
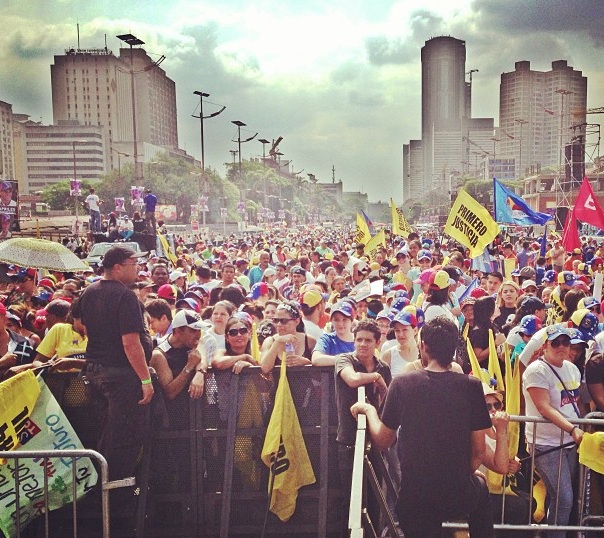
[{"left": 0, "top": 238, "right": 88, "bottom": 272}]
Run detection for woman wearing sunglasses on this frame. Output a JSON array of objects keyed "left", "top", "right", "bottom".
[
  {"left": 212, "top": 317, "right": 255, "bottom": 374},
  {"left": 522, "top": 324, "right": 583, "bottom": 538},
  {"left": 479, "top": 384, "right": 529, "bottom": 537},
  {"left": 260, "top": 301, "right": 315, "bottom": 374}
]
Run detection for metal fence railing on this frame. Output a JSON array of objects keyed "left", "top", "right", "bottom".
[
  {"left": 348, "top": 396, "right": 604, "bottom": 537},
  {"left": 0, "top": 449, "right": 113, "bottom": 538}
]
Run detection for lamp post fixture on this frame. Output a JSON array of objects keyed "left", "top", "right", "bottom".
[
  {"left": 110, "top": 147, "right": 130, "bottom": 180},
  {"left": 258, "top": 138, "right": 270, "bottom": 207},
  {"left": 231, "top": 121, "right": 257, "bottom": 221},
  {"left": 117, "top": 33, "right": 144, "bottom": 183},
  {"left": 192, "top": 91, "right": 226, "bottom": 211},
  {"left": 72, "top": 139, "right": 87, "bottom": 236},
  {"left": 514, "top": 118, "right": 528, "bottom": 179}
]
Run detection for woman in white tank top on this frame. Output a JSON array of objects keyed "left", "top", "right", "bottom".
[{"left": 380, "top": 306, "right": 423, "bottom": 377}]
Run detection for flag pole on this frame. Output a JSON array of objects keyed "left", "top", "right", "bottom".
[
  {"left": 492, "top": 177, "right": 497, "bottom": 221},
  {"left": 261, "top": 453, "right": 278, "bottom": 538}
]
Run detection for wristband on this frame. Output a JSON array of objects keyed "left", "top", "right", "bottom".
[
  {"left": 183, "top": 366, "right": 193, "bottom": 374},
  {"left": 141, "top": 377, "right": 152, "bottom": 385},
  {"left": 569, "top": 426, "right": 578, "bottom": 435},
  {"left": 196, "top": 368, "right": 207, "bottom": 374}
]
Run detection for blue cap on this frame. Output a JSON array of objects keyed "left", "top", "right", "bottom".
[
  {"left": 417, "top": 249, "right": 432, "bottom": 261},
  {"left": 567, "top": 328, "right": 587, "bottom": 345},
  {"left": 391, "top": 307, "right": 424, "bottom": 329},
  {"left": 390, "top": 296, "right": 410, "bottom": 311},
  {"left": 577, "top": 296, "right": 599, "bottom": 311},
  {"left": 331, "top": 301, "right": 354, "bottom": 319},
  {"left": 545, "top": 324, "right": 570, "bottom": 341},
  {"left": 543, "top": 269, "right": 557, "bottom": 283},
  {"left": 0, "top": 181, "right": 13, "bottom": 191},
  {"left": 518, "top": 315, "right": 542, "bottom": 336}
]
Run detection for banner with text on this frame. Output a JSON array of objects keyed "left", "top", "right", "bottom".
[{"left": 444, "top": 190, "right": 500, "bottom": 258}]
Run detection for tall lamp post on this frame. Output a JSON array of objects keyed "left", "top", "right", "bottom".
[
  {"left": 110, "top": 147, "right": 130, "bottom": 179},
  {"left": 117, "top": 33, "right": 144, "bottom": 183},
  {"left": 231, "top": 120, "right": 257, "bottom": 218},
  {"left": 258, "top": 138, "right": 270, "bottom": 207},
  {"left": 514, "top": 118, "right": 528, "bottom": 179},
  {"left": 72, "top": 140, "right": 87, "bottom": 236}
]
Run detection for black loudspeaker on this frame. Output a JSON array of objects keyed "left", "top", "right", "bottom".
[
  {"left": 565, "top": 142, "right": 585, "bottom": 189},
  {"left": 555, "top": 206, "right": 570, "bottom": 231}
]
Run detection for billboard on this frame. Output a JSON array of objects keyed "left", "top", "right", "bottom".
[
  {"left": 156, "top": 204, "right": 177, "bottom": 223},
  {"left": 0, "top": 180, "right": 19, "bottom": 238}
]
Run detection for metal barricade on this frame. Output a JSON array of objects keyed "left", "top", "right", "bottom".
[
  {"left": 347, "top": 408, "right": 604, "bottom": 536},
  {"left": 135, "top": 365, "right": 344, "bottom": 537},
  {"left": 0, "top": 448, "right": 116, "bottom": 538}
]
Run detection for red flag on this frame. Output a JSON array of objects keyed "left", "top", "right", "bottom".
[
  {"left": 562, "top": 208, "right": 581, "bottom": 252},
  {"left": 574, "top": 177, "right": 604, "bottom": 229}
]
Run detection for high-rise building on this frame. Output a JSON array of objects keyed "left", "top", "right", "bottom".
[
  {"left": 12, "top": 120, "right": 107, "bottom": 192},
  {"left": 0, "top": 101, "right": 15, "bottom": 180},
  {"left": 50, "top": 45, "right": 178, "bottom": 173},
  {"left": 421, "top": 36, "right": 469, "bottom": 186},
  {"left": 499, "top": 60, "right": 587, "bottom": 179},
  {"left": 402, "top": 140, "right": 422, "bottom": 202}
]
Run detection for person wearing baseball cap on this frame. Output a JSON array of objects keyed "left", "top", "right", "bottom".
[
  {"left": 149, "top": 308, "right": 205, "bottom": 402},
  {"left": 569, "top": 309, "right": 598, "bottom": 342},
  {"left": 546, "top": 271, "right": 576, "bottom": 325},
  {"left": 523, "top": 323, "right": 583, "bottom": 533},
  {"left": 74, "top": 244, "right": 154, "bottom": 520},
  {"left": 423, "top": 270, "right": 458, "bottom": 326},
  {"left": 380, "top": 307, "right": 424, "bottom": 376},
  {"left": 300, "top": 289, "right": 326, "bottom": 342},
  {"left": 411, "top": 268, "right": 434, "bottom": 307},
  {"left": 510, "top": 315, "right": 543, "bottom": 367},
  {"left": 311, "top": 301, "right": 355, "bottom": 366},
  {"left": 407, "top": 250, "right": 432, "bottom": 304},
  {"left": 521, "top": 279, "right": 538, "bottom": 296}
]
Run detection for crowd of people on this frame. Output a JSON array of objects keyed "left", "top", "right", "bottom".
[{"left": 1, "top": 224, "right": 604, "bottom": 536}]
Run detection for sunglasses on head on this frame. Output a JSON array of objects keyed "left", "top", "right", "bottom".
[
  {"left": 227, "top": 327, "right": 249, "bottom": 337},
  {"left": 486, "top": 401, "right": 503, "bottom": 411},
  {"left": 550, "top": 337, "right": 571, "bottom": 348}
]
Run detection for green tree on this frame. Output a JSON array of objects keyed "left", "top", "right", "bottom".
[{"left": 42, "top": 180, "right": 95, "bottom": 210}]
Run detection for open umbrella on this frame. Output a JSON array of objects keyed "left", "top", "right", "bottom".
[{"left": 0, "top": 238, "right": 88, "bottom": 272}]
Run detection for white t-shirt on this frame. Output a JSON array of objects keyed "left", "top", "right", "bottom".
[
  {"left": 85, "top": 194, "right": 100, "bottom": 212},
  {"left": 422, "top": 302, "right": 459, "bottom": 328},
  {"left": 523, "top": 359, "right": 581, "bottom": 446}
]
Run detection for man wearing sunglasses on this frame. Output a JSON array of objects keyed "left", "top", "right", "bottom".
[{"left": 523, "top": 324, "right": 583, "bottom": 538}]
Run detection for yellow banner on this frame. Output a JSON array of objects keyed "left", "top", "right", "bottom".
[
  {"left": 444, "top": 190, "right": 500, "bottom": 258},
  {"left": 261, "top": 356, "right": 315, "bottom": 521},
  {"left": 0, "top": 371, "right": 40, "bottom": 455},
  {"left": 157, "top": 232, "right": 177, "bottom": 265},
  {"left": 390, "top": 199, "right": 413, "bottom": 238},
  {"left": 355, "top": 213, "right": 371, "bottom": 247},
  {"left": 364, "top": 230, "right": 387, "bottom": 260}
]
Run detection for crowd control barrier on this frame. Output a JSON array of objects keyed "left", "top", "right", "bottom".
[{"left": 349, "top": 391, "right": 604, "bottom": 537}]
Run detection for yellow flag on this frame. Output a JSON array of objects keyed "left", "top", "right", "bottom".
[
  {"left": 250, "top": 322, "right": 261, "bottom": 363},
  {"left": 0, "top": 371, "right": 41, "bottom": 456},
  {"left": 466, "top": 337, "right": 491, "bottom": 384},
  {"left": 504, "top": 342, "right": 520, "bottom": 459},
  {"left": 363, "top": 230, "right": 386, "bottom": 260},
  {"left": 157, "top": 231, "right": 177, "bottom": 265},
  {"left": 390, "top": 199, "right": 413, "bottom": 238},
  {"left": 444, "top": 190, "right": 500, "bottom": 258},
  {"left": 355, "top": 213, "right": 371, "bottom": 247},
  {"left": 261, "top": 357, "right": 316, "bottom": 521},
  {"left": 488, "top": 329, "right": 505, "bottom": 392}
]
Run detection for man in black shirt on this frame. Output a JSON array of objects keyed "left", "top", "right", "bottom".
[
  {"left": 77, "top": 245, "right": 153, "bottom": 525},
  {"left": 352, "top": 316, "right": 492, "bottom": 538}
]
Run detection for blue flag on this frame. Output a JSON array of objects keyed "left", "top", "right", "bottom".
[
  {"left": 361, "top": 210, "right": 374, "bottom": 233},
  {"left": 493, "top": 178, "right": 552, "bottom": 225}
]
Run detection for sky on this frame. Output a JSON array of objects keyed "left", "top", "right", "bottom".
[{"left": 1, "top": 0, "right": 603, "bottom": 203}]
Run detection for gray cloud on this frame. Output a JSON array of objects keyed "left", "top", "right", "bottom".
[
  {"left": 473, "top": 0, "right": 604, "bottom": 47},
  {"left": 365, "top": 36, "right": 414, "bottom": 65}
]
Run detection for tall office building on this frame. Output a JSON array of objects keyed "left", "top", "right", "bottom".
[
  {"left": 499, "top": 60, "right": 587, "bottom": 179},
  {"left": 0, "top": 101, "right": 16, "bottom": 180},
  {"left": 402, "top": 140, "right": 422, "bottom": 202},
  {"left": 421, "top": 36, "right": 469, "bottom": 186},
  {"left": 50, "top": 45, "right": 178, "bottom": 172}
]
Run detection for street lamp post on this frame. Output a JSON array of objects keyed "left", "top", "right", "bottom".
[
  {"left": 258, "top": 138, "right": 270, "bottom": 207},
  {"left": 192, "top": 91, "right": 226, "bottom": 225},
  {"left": 514, "top": 118, "right": 528, "bottom": 179},
  {"left": 117, "top": 33, "right": 144, "bottom": 183},
  {"left": 110, "top": 147, "right": 131, "bottom": 180},
  {"left": 72, "top": 139, "right": 87, "bottom": 236},
  {"left": 231, "top": 120, "right": 257, "bottom": 221}
]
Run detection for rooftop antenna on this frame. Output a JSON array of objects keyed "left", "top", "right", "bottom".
[
  {"left": 77, "top": 22, "right": 80, "bottom": 50},
  {"left": 332, "top": 165, "right": 335, "bottom": 183},
  {"left": 104, "top": 34, "right": 108, "bottom": 51}
]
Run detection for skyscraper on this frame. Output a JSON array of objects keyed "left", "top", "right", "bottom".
[
  {"left": 0, "top": 101, "right": 15, "bottom": 180},
  {"left": 421, "top": 36, "right": 469, "bottom": 186},
  {"left": 50, "top": 45, "right": 178, "bottom": 173},
  {"left": 499, "top": 60, "right": 587, "bottom": 179}
]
